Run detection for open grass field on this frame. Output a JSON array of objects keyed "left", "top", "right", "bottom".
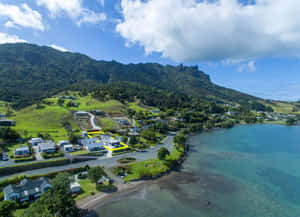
[
  {"left": 128, "top": 101, "right": 158, "bottom": 114},
  {"left": 7, "top": 93, "right": 129, "bottom": 142},
  {"left": 260, "top": 100, "right": 296, "bottom": 113},
  {"left": 75, "top": 179, "right": 99, "bottom": 201},
  {"left": 49, "top": 93, "right": 126, "bottom": 114},
  {"left": 96, "top": 117, "right": 116, "bottom": 130},
  {"left": 13, "top": 105, "right": 70, "bottom": 142},
  {"left": 123, "top": 158, "right": 168, "bottom": 182}
]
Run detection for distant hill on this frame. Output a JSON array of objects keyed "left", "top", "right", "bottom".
[{"left": 0, "top": 43, "right": 260, "bottom": 108}]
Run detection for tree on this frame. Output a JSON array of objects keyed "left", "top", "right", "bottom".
[
  {"left": 88, "top": 166, "right": 105, "bottom": 183},
  {"left": 221, "top": 120, "right": 234, "bottom": 128},
  {"left": 69, "top": 133, "right": 80, "bottom": 144},
  {"left": 0, "top": 127, "right": 20, "bottom": 142},
  {"left": 129, "top": 136, "right": 138, "bottom": 145},
  {"left": 21, "top": 172, "right": 79, "bottom": 217},
  {"left": 286, "top": 117, "right": 297, "bottom": 126},
  {"left": 140, "top": 129, "right": 156, "bottom": 142},
  {"left": 157, "top": 147, "right": 170, "bottom": 160},
  {"left": 0, "top": 200, "right": 17, "bottom": 217},
  {"left": 173, "top": 134, "right": 186, "bottom": 146},
  {"left": 57, "top": 98, "right": 65, "bottom": 106}
]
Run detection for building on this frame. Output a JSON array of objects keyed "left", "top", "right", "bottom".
[
  {"left": 63, "top": 144, "right": 74, "bottom": 152},
  {"left": 3, "top": 177, "right": 51, "bottom": 202},
  {"left": 38, "top": 141, "right": 56, "bottom": 153},
  {"left": 70, "top": 182, "right": 81, "bottom": 194},
  {"left": 29, "top": 138, "right": 44, "bottom": 146},
  {"left": 118, "top": 119, "right": 130, "bottom": 126},
  {"left": 15, "top": 146, "right": 30, "bottom": 158},
  {"left": 101, "top": 135, "right": 122, "bottom": 148},
  {"left": 59, "top": 96, "right": 77, "bottom": 100},
  {"left": 57, "top": 140, "right": 69, "bottom": 147},
  {"left": 97, "top": 176, "right": 110, "bottom": 184},
  {"left": 0, "top": 120, "right": 15, "bottom": 126},
  {"left": 75, "top": 111, "right": 89, "bottom": 118},
  {"left": 79, "top": 138, "right": 106, "bottom": 152},
  {"left": 90, "top": 110, "right": 105, "bottom": 116},
  {"left": 152, "top": 109, "right": 160, "bottom": 114}
]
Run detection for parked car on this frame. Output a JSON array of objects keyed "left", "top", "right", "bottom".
[{"left": 2, "top": 156, "right": 8, "bottom": 161}]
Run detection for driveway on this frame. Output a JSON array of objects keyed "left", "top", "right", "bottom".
[
  {"left": 32, "top": 146, "right": 43, "bottom": 161},
  {"left": 0, "top": 152, "right": 14, "bottom": 167},
  {"left": 88, "top": 113, "right": 101, "bottom": 130},
  {"left": 0, "top": 135, "right": 175, "bottom": 180}
]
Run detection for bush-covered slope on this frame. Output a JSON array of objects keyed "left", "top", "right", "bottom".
[{"left": 0, "top": 43, "right": 258, "bottom": 108}]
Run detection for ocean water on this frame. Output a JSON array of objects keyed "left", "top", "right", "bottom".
[{"left": 95, "top": 124, "right": 300, "bottom": 217}]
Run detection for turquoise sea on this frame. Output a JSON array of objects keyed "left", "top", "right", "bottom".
[{"left": 95, "top": 124, "right": 300, "bottom": 217}]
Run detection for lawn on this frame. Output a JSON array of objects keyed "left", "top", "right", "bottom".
[
  {"left": 75, "top": 179, "right": 99, "bottom": 201},
  {"left": 123, "top": 158, "right": 168, "bottom": 182},
  {"left": 260, "top": 100, "right": 295, "bottom": 114},
  {"left": 128, "top": 101, "right": 157, "bottom": 114},
  {"left": 96, "top": 117, "right": 116, "bottom": 130},
  {"left": 13, "top": 104, "right": 70, "bottom": 142},
  {"left": 13, "top": 208, "right": 26, "bottom": 217},
  {"left": 70, "top": 150, "right": 89, "bottom": 156}
]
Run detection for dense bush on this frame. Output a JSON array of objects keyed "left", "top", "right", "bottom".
[
  {"left": 88, "top": 166, "right": 106, "bottom": 183},
  {"left": 157, "top": 147, "right": 170, "bottom": 160}
]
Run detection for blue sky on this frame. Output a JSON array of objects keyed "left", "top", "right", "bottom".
[{"left": 0, "top": 0, "right": 300, "bottom": 101}]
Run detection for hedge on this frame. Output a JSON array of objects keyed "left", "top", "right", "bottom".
[
  {"left": 0, "top": 158, "right": 69, "bottom": 176},
  {"left": 42, "top": 150, "right": 64, "bottom": 159},
  {"left": 14, "top": 155, "right": 36, "bottom": 163}
]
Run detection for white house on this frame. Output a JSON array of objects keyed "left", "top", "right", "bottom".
[
  {"left": 79, "top": 138, "right": 106, "bottom": 152},
  {"left": 38, "top": 141, "right": 56, "bottom": 153},
  {"left": 15, "top": 146, "right": 30, "bottom": 158},
  {"left": 58, "top": 140, "right": 69, "bottom": 147},
  {"left": 70, "top": 182, "right": 81, "bottom": 194},
  {"left": 29, "top": 138, "right": 44, "bottom": 146},
  {"left": 64, "top": 144, "right": 74, "bottom": 152}
]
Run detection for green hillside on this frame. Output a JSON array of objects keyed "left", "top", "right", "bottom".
[{"left": 0, "top": 43, "right": 262, "bottom": 109}]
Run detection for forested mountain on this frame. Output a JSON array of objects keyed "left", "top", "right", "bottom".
[{"left": 0, "top": 43, "right": 259, "bottom": 108}]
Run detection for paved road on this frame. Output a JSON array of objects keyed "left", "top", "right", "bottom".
[{"left": 0, "top": 135, "right": 175, "bottom": 181}]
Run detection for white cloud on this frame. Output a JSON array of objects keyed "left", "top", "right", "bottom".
[
  {"left": 117, "top": 0, "right": 300, "bottom": 62},
  {"left": 49, "top": 44, "right": 69, "bottom": 52},
  {"left": 247, "top": 61, "right": 256, "bottom": 72},
  {"left": 238, "top": 61, "right": 256, "bottom": 72},
  {"left": 0, "top": 32, "right": 26, "bottom": 44},
  {"left": 99, "top": 0, "right": 105, "bottom": 7},
  {"left": 37, "top": 0, "right": 106, "bottom": 26},
  {"left": 0, "top": 3, "right": 44, "bottom": 31}
]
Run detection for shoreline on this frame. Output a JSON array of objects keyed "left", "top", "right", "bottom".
[
  {"left": 77, "top": 137, "right": 189, "bottom": 216},
  {"left": 77, "top": 180, "right": 146, "bottom": 211}
]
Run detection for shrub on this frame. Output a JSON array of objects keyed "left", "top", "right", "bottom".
[
  {"left": 88, "top": 166, "right": 106, "bottom": 183},
  {"left": 117, "top": 157, "right": 136, "bottom": 164},
  {"left": 157, "top": 147, "right": 170, "bottom": 160},
  {"left": 96, "top": 183, "right": 116, "bottom": 192}
]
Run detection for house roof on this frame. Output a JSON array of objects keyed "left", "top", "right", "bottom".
[
  {"left": 4, "top": 177, "right": 50, "bottom": 198},
  {"left": 58, "top": 140, "right": 69, "bottom": 146},
  {"left": 85, "top": 141, "right": 105, "bottom": 149},
  {"left": 16, "top": 146, "right": 29, "bottom": 152},
  {"left": 38, "top": 141, "right": 56, "bottom": 150}
]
